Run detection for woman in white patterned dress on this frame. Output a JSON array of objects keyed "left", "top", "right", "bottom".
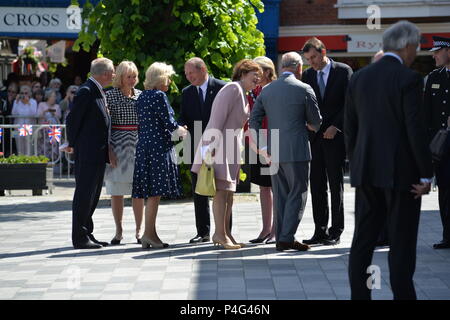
[{"left": 105, "top": 61, "right": 145, "bottom": 245}]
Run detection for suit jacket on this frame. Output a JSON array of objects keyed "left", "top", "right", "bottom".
[
  {"left": 179, "top": 76, "right": 226, "bottom": 162},
  {"left": 249, "top": 73, "right": 322, "bottom": 163},
  {"left": 344, "top": 55, "right": 433, "bottom": 190},
  {"left": 302, "top": 59, "right": 353, "bottom": 140},
  {"left": 191, "top": 82, "right": 249, "bottom": 183},
  {"left": 66, "top": 79, "right": 110, "bottom": 164}
]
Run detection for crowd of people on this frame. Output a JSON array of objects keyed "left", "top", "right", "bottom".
[
  {"left": 1, "top": 19, "right": 449, "bottom": 300},
  {"left": 0, "top": 73, "right": 82, "bottom": 158}
]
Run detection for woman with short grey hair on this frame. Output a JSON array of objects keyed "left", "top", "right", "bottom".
[{"left": 11, "top": 85, "right": 37, "bottom": 155}]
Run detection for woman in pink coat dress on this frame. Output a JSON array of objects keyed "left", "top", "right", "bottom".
[{"left": 191, "top": 59, "right": 262, "bottom": 249}]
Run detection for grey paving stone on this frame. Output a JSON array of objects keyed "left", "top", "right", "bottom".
[{"left": 0, "top": 183, "right": 448, "bottom": 300}]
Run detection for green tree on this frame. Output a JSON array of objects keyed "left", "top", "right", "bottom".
[
  {"left": 74, "top": 0, "right": 265, "bottom": 196},
  {"left": 74, "top": 0, "right": 265, "bottom": 94}
]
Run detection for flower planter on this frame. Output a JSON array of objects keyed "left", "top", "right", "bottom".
[{"left": 0, "top": 163, "right": 52, "bottom": 196}]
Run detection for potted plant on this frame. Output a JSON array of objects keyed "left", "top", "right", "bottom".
[{"left": 0, "top": 154, "right": 52, "bottom": 196}]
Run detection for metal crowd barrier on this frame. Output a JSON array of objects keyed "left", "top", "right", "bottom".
[{"left": 0, "top": 119, "right": 75, "bottom": 186}]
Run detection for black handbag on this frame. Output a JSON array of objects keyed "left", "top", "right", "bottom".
[{"left": 430, "top": 129, "right": 449, "bottom": 161}]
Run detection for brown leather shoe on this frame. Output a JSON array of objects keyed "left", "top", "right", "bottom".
[{"left": 276, "top": 240, "right": 310, "bottom": 252}]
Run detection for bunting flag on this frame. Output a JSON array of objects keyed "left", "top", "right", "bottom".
[
  {"left": 19, "top": 125, "right": 33, "bottom": 136},
  {"left": 47, "top": 126, "right": 61, "bottom": 144},
  {"left": 0, "top": 128, "right": 3, "bottom": 144}
]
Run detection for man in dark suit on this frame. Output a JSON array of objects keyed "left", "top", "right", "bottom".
[
  {"left": 66, "top": 58, "right": 115, "bottom": 249},
  {"left": 345, "top": 21, "right": 433, "bottom": 300},
  {"left": 424, "top": 36, "right": 450, "bottom": 249},
  {"left": 301, "top": 37, "right": 353, "bottom": 245},
  {"left": 179, "top": 57, "right": 226, "bottom": 243}
]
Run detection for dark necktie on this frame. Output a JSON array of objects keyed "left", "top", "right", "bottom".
[
  {"left": 318, "top": 71, "right": 326, "bottom": 99},
  {"left": 198, "top": 87, "right": 204, "bottom": 111}
]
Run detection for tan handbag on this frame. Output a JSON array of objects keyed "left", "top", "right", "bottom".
[
  {"left": 430, "top": 129, "right": 449, "bottom": 161},
  {"left": 195, "top": 162, "right": 216, "bottom": 196}
]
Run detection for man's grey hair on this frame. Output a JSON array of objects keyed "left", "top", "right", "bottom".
[
  {"left": 90, "top": 58, "right": 114, "bottom": 76},
  {"left": 383, "top": 21, "right": 421, "bottom": 52},
  {"left": 281, "top": 52, "right": 303, "bottom": 70}
]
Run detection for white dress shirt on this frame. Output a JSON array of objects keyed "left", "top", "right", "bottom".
[
  {"left": 317, "top": 58, "right": 332, "bottom": 86},
  {"left": 384, "top": 52, "right": 403, "bottom": 64},
  {"left": 197, "top": 76, "right": 209, "bottom": 101}
]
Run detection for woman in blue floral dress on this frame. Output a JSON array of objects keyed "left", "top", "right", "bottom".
[{"left": 132, "top": 62, "right": 187, "bottom": 249}]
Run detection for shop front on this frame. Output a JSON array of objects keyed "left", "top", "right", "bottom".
[
  {"left": 278, "top": 22, "right": 450, "bottom": 75},
  {"left": 0, "top": 0, "right": 99, "bottom": 89}
]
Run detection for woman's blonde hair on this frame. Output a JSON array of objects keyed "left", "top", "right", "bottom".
[
  {"left": 144, "top": 62, "right": 175, "bottom": 90},
  {"left": 112, "top": 61, "right": 139, "bottom": 88},
  {"left": 253, "top": 56, "right": 277, "bottom": 81}
]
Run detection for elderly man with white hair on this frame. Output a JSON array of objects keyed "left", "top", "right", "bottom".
[
  {"left": 345, "top": 21, "right": 433, "bottom": 300},
  {"left": 249, "top": 51, "right": 322, "bottom": 252},
  {"left": 66, "top": 57, "right": 115, "bottom": 249}
]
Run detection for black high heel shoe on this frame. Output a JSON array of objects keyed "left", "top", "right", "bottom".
[
  {"left": 110, "top": 236, "right": 123, "bottom": 245},
  {"left": 249, "top": 233, "right": 271, "bottom": 244}
]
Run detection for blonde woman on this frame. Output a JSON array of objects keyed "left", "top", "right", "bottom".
[
  {"left": 247, "top": 56, "right": 277, "bottom": 244},
  {"left": 132, "top": 62, "right": 187, "bottom": 249},
  {"left": 106, "top": 61, "right": 145, "bottom": 245}
]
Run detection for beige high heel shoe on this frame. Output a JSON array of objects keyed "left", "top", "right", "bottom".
[
  {"left": 141, "top": 236, "right": 167, "bottom": 249},
  {"left": 212, "top": 236, "right": 241, "bottom": 250}
]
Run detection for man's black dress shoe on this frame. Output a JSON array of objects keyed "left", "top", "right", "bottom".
[
  {"left": 433, "top": 241, "right": 450, "bottom": 249},
  {"left": 73, "top": 240, "right": 102, "bottom": 249},
  {"left": 323, "top": 235, "right": 340, "bottom": 246},
  {"left": 376, "top": 239, "right": 389, "bottom": 247},
  {"left": 88, "top": 234, "right": 109, "bottom": 247},
  {"left": 276, "top": 241, "right": 311, "bottom": 252},
  {"left": 303, "top": 235, "right": 327, "bottom": 245},
  {"left": 190, "top": 235, "right": 210, "bottom": 243}
]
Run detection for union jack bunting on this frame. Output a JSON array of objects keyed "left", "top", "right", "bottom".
[
  {"left": 48, "top": 126, "right": 61, "bottom": 144},
  {"left": 0, "top": 127, "right": 2, "bottom": 138},
  {"left": 19, "top": 125, "right": 33, "bottom": 137}
]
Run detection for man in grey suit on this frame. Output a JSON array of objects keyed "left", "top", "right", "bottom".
[{"left": 249, "top": 52, "right": 322, "bottom": 251}]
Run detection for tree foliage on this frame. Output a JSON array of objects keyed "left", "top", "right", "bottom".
[{"left": 74, "top": 0, "right": 266, "bottom": 95}]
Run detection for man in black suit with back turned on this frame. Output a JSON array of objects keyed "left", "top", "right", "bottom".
[
  {"left": 301, "top": 37, "right": 353, "bottom": 245},
  {"left": 66, "top": 58, "right": 116, "bottom": 249},
  {"left": 345, "top": 21, "right": 433, "bottom": 300},
  {"left": 179, "top": 57, "right": 226, "bottom": 243}
]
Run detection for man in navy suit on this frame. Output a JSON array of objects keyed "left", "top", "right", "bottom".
[
  {"left": 179, "top": 57, "right": 226, "bottom": 243},
  {"left": 345, "top": 21, "right": 433, "bottom": 299},
  {"left": 301, "top": 37, "right": 353, "bottom": 246},
  {"left": 66, "top": 58, "right": 115, "bottom": 249}
]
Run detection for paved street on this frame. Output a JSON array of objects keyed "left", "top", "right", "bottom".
[{"left": 0, "top": 181, "right": 449, "bottom": 300}]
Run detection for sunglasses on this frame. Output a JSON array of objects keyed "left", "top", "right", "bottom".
[
  {"left": 20, "top": 92, "right": 30, "bottom": 95},
  {"left": 8, "top": 90, "right": 17, "bottom": 94}
]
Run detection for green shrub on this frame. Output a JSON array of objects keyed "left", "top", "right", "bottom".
[{"left": 0, "top": 154, "right": 49, "bottom": 164}]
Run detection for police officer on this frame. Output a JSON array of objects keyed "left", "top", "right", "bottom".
[{"left": 424, "top": 36, "right": 450, "bottom": 249}]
